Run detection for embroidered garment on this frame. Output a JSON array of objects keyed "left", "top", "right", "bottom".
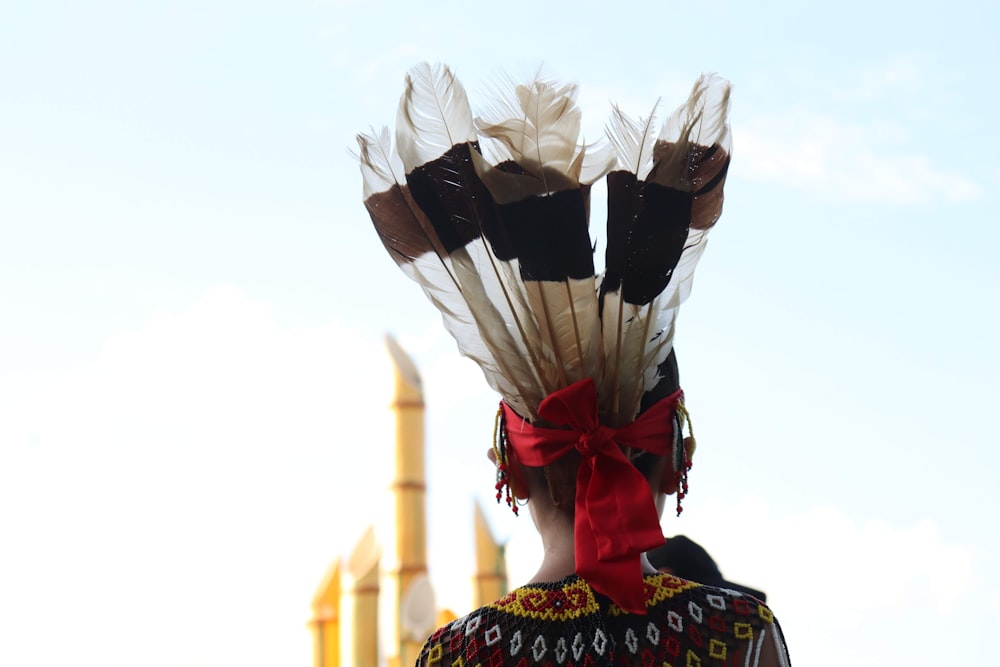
[{"left": 418, "top": 573, "right": 790, "bottom": 667}]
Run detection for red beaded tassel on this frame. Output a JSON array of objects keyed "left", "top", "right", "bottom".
[
  {"left": 675, "top": 451, "right": 692, "bottom": 517},
  {"left": 674, "top": 400, "right": 696, "bottom": 517},
  {"left": 493, "top": 405, "right": 518, "bottom": 515}
]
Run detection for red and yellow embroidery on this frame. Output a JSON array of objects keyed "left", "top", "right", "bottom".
[
  {"left": 418, "top": 574, "right": 787, "bottom": 667},
  {"left": 607, "top": 573, "right": 702, "bottom": 616},
  {"left": 487, "top": 577, "right": 600, "bottom": 620}
]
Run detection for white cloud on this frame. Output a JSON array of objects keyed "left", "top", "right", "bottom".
[
  {"left": 815, "top": 53, "right": 931, "bottom": 103},
  {"left": 857, "top": 54, "right": 925, "bottom": 98},
  {"left": 0, "top": 286, "right": 401, "bottom": 667},
  {"left": 701, "top": 498, "right": 974, "bottom": 613},
  {"left": 736, "top": 54, "right": 982, "bottom": 205},
  {"left": 737, "top": 112, "right": 982, "bottom": 204},
  {"left": 2, "top": 285, "right": 394, "bottom": 455}
]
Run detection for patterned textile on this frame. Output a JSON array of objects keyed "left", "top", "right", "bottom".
[{"left": 418, "top": 573, "right": 790, "bottom": 667}]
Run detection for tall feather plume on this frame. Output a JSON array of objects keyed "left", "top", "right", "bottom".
[
  {"left": 362, "top": 64, "right": 553, "bottom": 417},
  {"left": 600, "top": 74, "right": 732, "bottom": 423},
  {"left": 358, "top": 64, "right": 731, "bottom": 428},
  {"left": 357, "top": 129, "right": 531, "bottom": 409},
  {"left": 472, "top": 78, "right": 614, "bottom": 395}
]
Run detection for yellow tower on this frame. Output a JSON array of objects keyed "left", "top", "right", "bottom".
[
  {"left": 473, "top": 501, "right": 508, "bottom": 607},
  {"left": 309, "top": 561, "right": 341, "bottom": 667},
  {"left": 341, "top": 525, "right": 381, "bottom": 667},
  {"left": 311, "top": 337, "right": 452, "bottom": 667},
  {"left": 384, "top": 336, "right": 434, "bottom": 667}
]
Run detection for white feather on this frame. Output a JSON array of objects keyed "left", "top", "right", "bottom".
[{"left": 395, "top": 63, "right": 477, "bottom": 172}]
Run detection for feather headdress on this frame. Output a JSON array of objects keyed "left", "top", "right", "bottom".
[
  {"left": 359, "top": 63, "right": 730, "bottom": 425},
  {"left": 358, "top": 63, "right": 731, "bottom": 614}
]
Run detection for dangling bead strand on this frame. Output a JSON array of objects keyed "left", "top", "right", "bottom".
[
  {"left": 492, "top": 404, "right": 519, "bottom": 515},
  {"left": 674, "top": 401, "right": 697, "bottom": 517}
]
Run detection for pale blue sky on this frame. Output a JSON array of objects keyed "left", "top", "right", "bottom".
[{"left": 1, "top": 1, "right": 998, "bottom": 665}]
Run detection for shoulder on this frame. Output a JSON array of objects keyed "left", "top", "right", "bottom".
[
  {"left": 625, "top": 574, "right": 790, "bottom": 666},
  {"left": 416, "top": 606, "right": 517, "bottom": 667},
  {"left": 643, "top": 574, "right": 778, "bottom": 632},
  {"left": 415, "top": 615, "right": 460, "bottom": 667}
]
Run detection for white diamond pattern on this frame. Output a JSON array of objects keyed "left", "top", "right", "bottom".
[
  {"left": 510, "top": 630, "right": 523, "bottom": 655},
  {"left": 572, "top": 633, "right": 586, "bottom": 661},
  {"left": 592, "top": 629, "right": 608, "bottom": 655},
  {"left": 554, "top": 637, "right": 569, "bottom": 663},
  {"left": 646, "top": 621, "right": 660, "bottom": 645},
  {"left": 688, "top": 600, "right": 703, "bottom": 623},
  {"left": 624, "top": 628, "right": 638, "bottom": 654},
  {"left": 531, "top": 635, "right": 547, "bottom": 661}
]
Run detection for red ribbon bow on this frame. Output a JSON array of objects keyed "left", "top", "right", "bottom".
[{"left": 501, "top": 378, "right": 683, "bottom": 614}]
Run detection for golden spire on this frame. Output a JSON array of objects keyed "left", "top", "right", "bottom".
[
  {"left": 384, "top": 335, "right": 434, "bottom": 667},
  {"left": 309, "top": 561, "right": 341, "bottom": 667},
  {"left": 341, "top": 525, "right": 380, "bottom": 667}
]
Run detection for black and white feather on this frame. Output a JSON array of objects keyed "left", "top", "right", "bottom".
[{"left": 358, "top": 63, "right": 732, "bottom": 425}]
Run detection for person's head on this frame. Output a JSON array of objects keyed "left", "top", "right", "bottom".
[
  {"left": 491, "top": 347, "right": 695, "bottom": 537},
  {"left": 529, "top": 348, "right": 687, "bottom": 508}
]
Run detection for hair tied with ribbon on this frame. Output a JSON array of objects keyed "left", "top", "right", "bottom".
[{"left": 499, "top": 378, "right": 689, "bottom": 614}]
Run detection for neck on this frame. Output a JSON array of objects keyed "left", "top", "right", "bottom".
[
  {"left": 526, "top": 507, "right": 661, "bottom": 584},
  {"left": 527, "top": 508, "right": 576, "bottom": 583}
]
